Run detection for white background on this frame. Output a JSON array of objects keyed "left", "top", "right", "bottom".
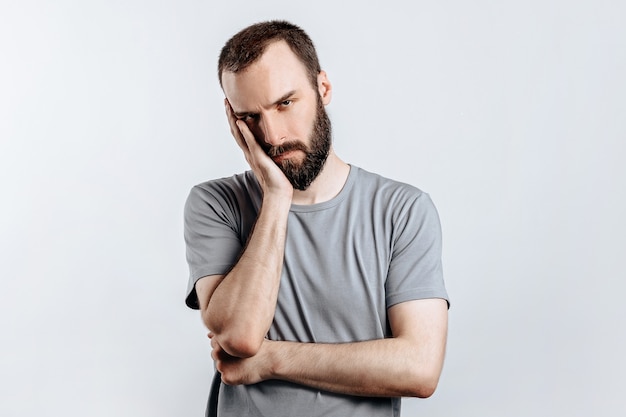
[{"left": 1, "top": 1, "right": 625, "bottom": 416}]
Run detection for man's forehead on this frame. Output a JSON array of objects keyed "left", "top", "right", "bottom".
[
  {"left": 221, "top": 71, "right": 289, "bottom": 112},
  {"left": 221, "top": 41, "right": 301, "bottom": 83},
  {"left": 221, "top": 44, "right": 311, "bottom": 112}
]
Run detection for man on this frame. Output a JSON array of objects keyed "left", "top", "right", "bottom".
[{"left": 184, "top": 20, "right": 449, "bottom": 417}]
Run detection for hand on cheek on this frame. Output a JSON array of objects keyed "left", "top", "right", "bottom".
[{"left": 224, "top": 98, "right": 293, "bottom": 199}]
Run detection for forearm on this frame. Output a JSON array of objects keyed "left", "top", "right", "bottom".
[
  {"left": 205, "top": 194, "right": 291, "bottom": 357},
  {"left": 264, "top": 338, "right": 443, "bottom": 398},
  {"left": 211, "top": 300, "right": 448, "bottom": 397}
]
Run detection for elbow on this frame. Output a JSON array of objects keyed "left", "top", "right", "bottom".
[
  {"left": 202, "top": 311, "right": 264, "bottom": 358},
  {"left": 411, "top": 381, "right": 438, "bottom": 399},
  {"left": 219, "top": 333, "right": 263, "bottom": 358},
  {"left": 405, "top": 367, "right": 442, "bottom": 398},
  {"left": 206, "top": 322, "right": 263, "bottom": 358},
  {"left": 406, "top": 379, "right": 439, "bottom": 399}
]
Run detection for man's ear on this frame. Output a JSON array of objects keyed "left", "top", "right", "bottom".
[{"left": 317, "top": 70, "right": 332, "bottom": 105}]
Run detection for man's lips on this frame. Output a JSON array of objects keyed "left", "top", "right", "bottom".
[
  {"left": 272, "top": 149, "right": 301, "bottom": 163},
  {"left": 267, "top": 141, "right": 308, "bottom": 163}
]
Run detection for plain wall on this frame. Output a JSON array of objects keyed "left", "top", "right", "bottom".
[{"left": 1, "top": 1, "right": 624, "bottom": 416}]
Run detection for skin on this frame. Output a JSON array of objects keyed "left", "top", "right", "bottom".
[{"left": 195, "top": 40, "right": 448, "bottom": 398}]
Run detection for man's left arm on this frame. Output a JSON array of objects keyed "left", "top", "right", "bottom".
[{"left": 210, "top": 297, "right": 448, "bottom": 398}]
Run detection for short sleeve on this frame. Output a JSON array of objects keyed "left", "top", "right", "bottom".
[
  {"left": 385, "top": 192, "right": 449, "bottom": 308},
  {"left": 183, "top": 185, "right": 244, "bottom": 309}
]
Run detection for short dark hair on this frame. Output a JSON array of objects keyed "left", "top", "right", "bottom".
[{"left": 218, "top": 20, "right": 322, "bottom": 89}]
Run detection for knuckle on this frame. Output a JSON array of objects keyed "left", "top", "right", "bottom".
[{"left": 221, "top": 373, "right": 233, "bottom": 385}]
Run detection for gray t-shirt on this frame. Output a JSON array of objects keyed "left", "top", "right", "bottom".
[{"left": 184, "top": 165, "right": 448, "bottom": 417}]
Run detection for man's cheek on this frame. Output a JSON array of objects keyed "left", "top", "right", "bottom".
[
  {"left": 254, "top": 132, "right": 272, "bottom": 153},
  {"left": 249, "top": 125, "right": 267, "bottom": 147}
]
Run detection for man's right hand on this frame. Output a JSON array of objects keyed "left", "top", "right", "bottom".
[
  {"left": 194, "top": 99, "right": 294, "bottom": 358},
  {"left": 225, "top": 98, "right": 293, "bottom": 200}
]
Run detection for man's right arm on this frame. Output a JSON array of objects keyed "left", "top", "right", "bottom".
[
  {"left": 194, "top": 99, "right": 293, "bottom": 359},
  {"left": 195, "top": 193, "right": 290, "bottom": 358}
]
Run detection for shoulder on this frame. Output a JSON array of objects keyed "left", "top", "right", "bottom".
[
  {"left": 185, "top": 171, "right": 261, "bottom": 219},
  {"left": 349, "top": 166, "right": 440, "bottom": 236},
  {"left": 189, "top": 171, "right": 258, "bottom": 200},
  {"left": 351, "top": 166, "right": 432, "bottom": 209}
]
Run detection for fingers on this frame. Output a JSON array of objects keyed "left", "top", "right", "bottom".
[
  {"left": 224, "top": 98, "right": 269, "bottom": 162},
  {"left": 210, "top": 338, "right": 237, "bottom": 385},
  {"left": 223, "top": 98, "right": 293, "bottom": 197},
  {"left": 211, "top": 341, "right": 226, "bottom": 364},
  {"left": 210, "top": 336, "right": 234, "bottom": 364},
  {"left": 236, "top": 120, "right": 259, "bottom": 159},
  {"left": 224, "top": 99, "right": 248, "bottom": 153},
  {"left": 210, "top": 335, "right": 221, "bottom": 357},
  {"left": 209, "top": 337, "right": 267, "bottom": 386}
]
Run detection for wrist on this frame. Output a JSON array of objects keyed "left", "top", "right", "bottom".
[
  {"left": 261, "top": 190, "right": 293, "bottom": 212},
  {"left": 263, "top": 340, "right": 282, "bottom": 380},
  {"left": 263, "top": 185, "right": 293, "bottom": 202}
]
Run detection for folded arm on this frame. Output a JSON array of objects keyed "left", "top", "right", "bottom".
[
  {"left": 211, "top": 298, "right": 448, "bottom": 398},
  {"left": 196, "top": 193, "right": 290, "bottom": 358},
  {"left": 195, "top": 100, "right": 293, "bottom": 358}
]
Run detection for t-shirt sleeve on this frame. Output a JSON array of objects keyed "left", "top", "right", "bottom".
[
  {"left": 183, "top": 184, "right": 244, "bottom": 309},
  {"left": 385, "top": 192, "right": 449, "bottom": 308}
]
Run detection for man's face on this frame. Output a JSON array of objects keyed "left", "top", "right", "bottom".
[
  {"left": 221, "top": 41, "right": 332, "bottom": 190},
  {"left": 265, "top": 96, "right": 331, "bottom": 190}
]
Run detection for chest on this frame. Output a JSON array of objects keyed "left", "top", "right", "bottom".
[{"left": 268, "top": 209, "right": 394, "bottom": 343}]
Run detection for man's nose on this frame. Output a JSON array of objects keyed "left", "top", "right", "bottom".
[{"left": 260, "top": 114, "right": 286, "bottom": 146}]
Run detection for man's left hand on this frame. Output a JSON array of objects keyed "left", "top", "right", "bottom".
[{"left": 209, "top": 333, "right": 273, "bottom": 386}]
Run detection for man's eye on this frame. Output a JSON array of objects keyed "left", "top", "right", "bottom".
[
  {"left": 242, "top": 114, "right": 258, "bottom": 122},
  {"left": 281, "top": 100, "right": 292, "bottom": 107}
]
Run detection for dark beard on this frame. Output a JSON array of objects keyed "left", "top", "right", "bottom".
[{"left": 266, "top": 98, "right": 332, "bottom": 191}]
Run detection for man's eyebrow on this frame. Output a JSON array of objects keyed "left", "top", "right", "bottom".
[
  {"left": 233, "top": 90, "right": 297, "bottom": 118},
  {"left": 233, "top": 110, "right": 252, "bottom": 118},
  {"left": 273, "top": 90, "right": 296, "bottom": 106}
]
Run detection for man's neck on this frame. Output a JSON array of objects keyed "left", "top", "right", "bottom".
[{"left": 291, "top": 150, "right": 350, "bottom": 205}]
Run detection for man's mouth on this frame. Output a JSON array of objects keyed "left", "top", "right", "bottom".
[
  {"left": 268, "top": 142, "right": 307, "bottom": 163},
  {"left": 272, "top": 149, "right": 299, "bottom": 163}
]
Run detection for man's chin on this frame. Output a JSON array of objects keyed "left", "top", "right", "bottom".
[
  {"left": 282, "top": 168, "right": 323, "bottom": 191},
  {"left": 277, "top": 158, "right": 303, "bottom": 173}
]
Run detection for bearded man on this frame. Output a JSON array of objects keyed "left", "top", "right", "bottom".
[{"left": 184, "top": 20, "right": 449, "bottom": 417}]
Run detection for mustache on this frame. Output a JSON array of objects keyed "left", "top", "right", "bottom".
[{"left": 266, "top": 141, "right": 309, "bottom": 158}]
